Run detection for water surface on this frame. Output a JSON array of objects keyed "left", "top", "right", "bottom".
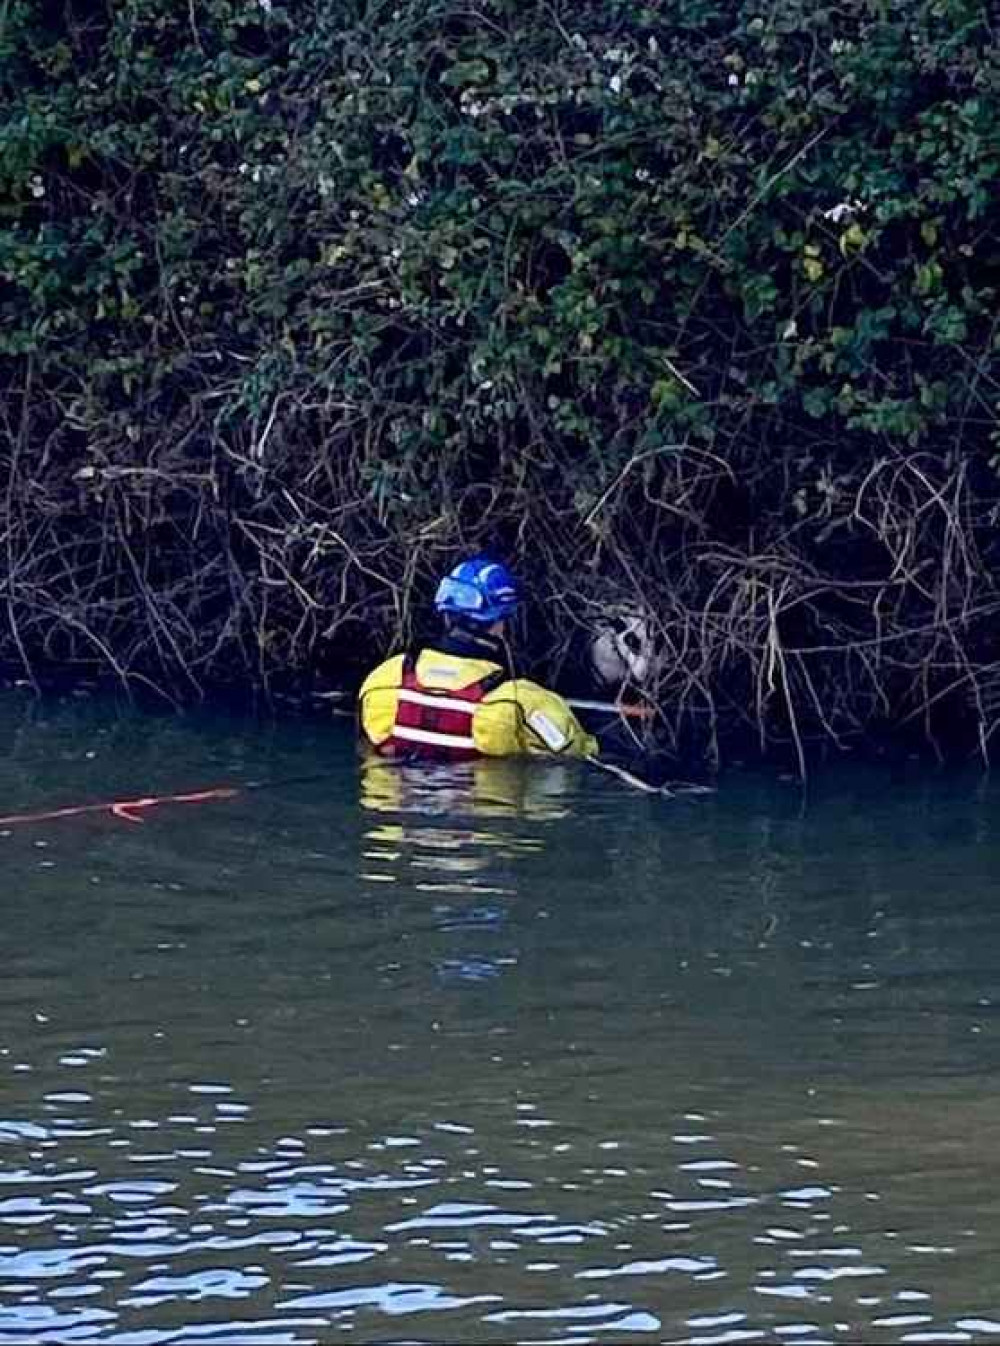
[{"left": 1, "top": 695, "right": 999, "bottom": 1344}]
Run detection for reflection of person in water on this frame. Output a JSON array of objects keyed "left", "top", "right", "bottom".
[
  {"left": 358, "top": 757, "right": 577, "bottom": 984},
  {"left": 359, "top": 755, "right": 575, "bottom": 821}
]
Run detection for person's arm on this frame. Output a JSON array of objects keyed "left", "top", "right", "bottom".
[
  {"left": 357, "top": 655, "right": 405, "bottom": 747},
  {"left": 477, "top": 680, "right": 599, "bottom": 759}
]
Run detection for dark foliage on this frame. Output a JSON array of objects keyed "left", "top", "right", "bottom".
[{"left": 1, "top": 0, "right": 998, "bottom": 764}]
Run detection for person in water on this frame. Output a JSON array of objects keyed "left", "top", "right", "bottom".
[{"left": 359, "top": 556, "right": 598, "bottom": 761}]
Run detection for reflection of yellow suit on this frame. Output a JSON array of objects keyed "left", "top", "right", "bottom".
[
  {"left": 359, "top": 755, "right": 576, "bottom": 821},
  {"left": 359, "top": 649, "right": 598, "bottom": 759}
]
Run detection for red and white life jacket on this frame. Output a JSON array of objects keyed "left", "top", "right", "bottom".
[{"left": 381, "top": 652, "right": 507, "bottom": 762}]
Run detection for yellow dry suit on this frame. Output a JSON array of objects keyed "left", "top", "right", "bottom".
[{"left": 358, "top": 648, "right": 598, "bottom": 761}]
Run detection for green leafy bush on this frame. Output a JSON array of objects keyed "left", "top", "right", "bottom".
[{"left": 1, "top": 0, "right": 998, "bottom": 763}]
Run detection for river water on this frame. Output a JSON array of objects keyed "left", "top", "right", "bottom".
[{"left": 1, "top": 694, "right": 999, "bottom": 1345}]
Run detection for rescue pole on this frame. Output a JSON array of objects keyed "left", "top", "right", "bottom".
[{"left": 564, "top": 698, "right": 654, "bottom": 719}]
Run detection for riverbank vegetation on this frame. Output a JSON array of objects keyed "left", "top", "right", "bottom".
[{"left": 2, "top": 0, "right": 998, "bottom": 766}]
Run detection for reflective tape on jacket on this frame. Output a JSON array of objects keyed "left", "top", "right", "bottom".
[
  {"left": 381, "top": 652, "right": 506, "bottom": 762},
  {"left": 390, "top": 724, "right": 478, "bottom": 752}
]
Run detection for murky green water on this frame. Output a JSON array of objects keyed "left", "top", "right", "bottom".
[{"left": 2, "top": 695, "right": 999, "bottom": 1345}]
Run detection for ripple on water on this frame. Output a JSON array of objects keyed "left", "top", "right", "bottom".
[{"left": 2, "top": 712, "right": 1000, "bottom": 1343}]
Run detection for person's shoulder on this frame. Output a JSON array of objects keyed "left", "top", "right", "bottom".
[
  {"left": 359, "top": 653, "right": 405, "bottom": 696},
  {"left": 491, "top": 677, "right": 568, "bottom": 706},
  {"left": 420, "top": 648, "right": 504, "bottom": 686},
  {"left": 485, "top": 678, "right": 579, "bottom": 722}
]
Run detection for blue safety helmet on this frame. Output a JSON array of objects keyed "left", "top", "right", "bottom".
[{"left": 434, "top": 556, "right": 520, "bottom": 626}]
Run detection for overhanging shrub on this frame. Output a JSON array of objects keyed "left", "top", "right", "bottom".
[{"left": 1, "top": 0, "right": 998, "bottom": 763}]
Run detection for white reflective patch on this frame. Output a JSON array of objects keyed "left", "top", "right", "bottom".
[
  {"left": 527, "top": 710, "right": 569, "bottom": 752},
  {"left": 392, "top": 726, "right": 477, "bottom": 750}
]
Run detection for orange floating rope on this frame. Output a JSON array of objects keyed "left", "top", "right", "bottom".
[
  {"left": 0, "top": 785, "right": 242, "bottom": 829},
  {"left": 0, "top": 771, "right": 340, "bottom": 830},
  {"left": 109, "top": 786, "right": 242, "bottom": 824}
]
